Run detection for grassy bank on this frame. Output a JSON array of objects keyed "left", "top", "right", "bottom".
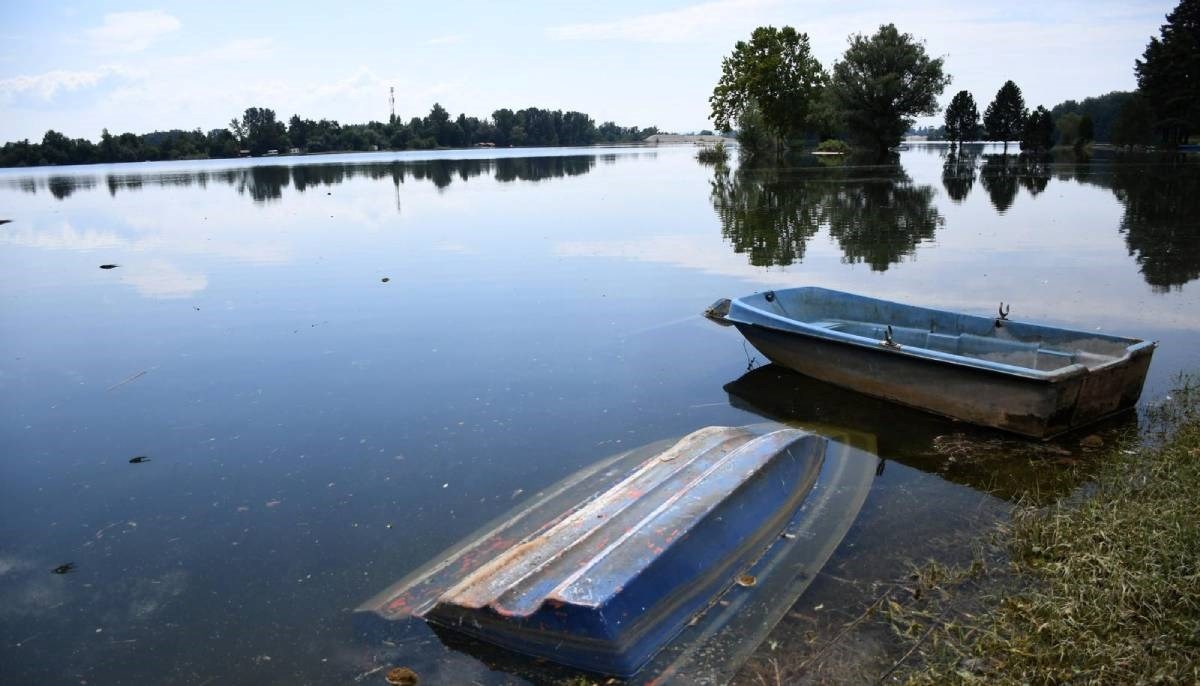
[{"left": 891, "top": 378, "right": 1200, "bottom": 684}]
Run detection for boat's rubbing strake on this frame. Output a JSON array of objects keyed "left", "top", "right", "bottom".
[{"left": 355, "top": 423, "right": 878, "bottom": 680}]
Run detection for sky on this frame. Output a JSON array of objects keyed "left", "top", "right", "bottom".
[{"left": 0, "top": 0, "right": 1177, "bottom": 142}]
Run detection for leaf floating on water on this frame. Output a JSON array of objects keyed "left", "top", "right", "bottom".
[
  {"left": 381, "top": 277, "right": 390, "bottom": 283},
  {"left": 99, "top": 264, "right": 119, "bottom": 269},
  {"left": 736, "top": 574, "right": 757, "bottom": 587},
  {"left": 385, "top": 666, "right": 419, "bottom": 685},
  {"left": 51, "top": 563, "right": 75, "bottom": 574},
  {"left": 128, "top": 456, "right": 151, "bottom": 464}
]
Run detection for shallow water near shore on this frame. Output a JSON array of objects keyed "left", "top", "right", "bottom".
[{"left": 1, "top": 143, "right": 1197, "bottom": 684}]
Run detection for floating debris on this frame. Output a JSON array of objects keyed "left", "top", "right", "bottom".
[
  {"left": 385, "top": 667, "right": 418, "bottom": 685},
  {"left": 735, "top": 574, "right": 757, "bottom": 588},
  {"left": 128, "top": 456, "right": 151, "bottom": 464},
  {"left": 381, "top": 277, "right": 390, "bottom": 283},
  {"left": 932, "top": 433, "right": 1072, "bottom": 463},
  {"left": 51, "top": 563, "right": 75, "bottom": 575},
  {"left": 0, "top": 219, "right": 11, "bottom": 225},
  {"left": 106, "top": 370, "right": 148, "bottom": 392},
  {"left": 99, "top": 264, "right": 119, "bottom": 270}
]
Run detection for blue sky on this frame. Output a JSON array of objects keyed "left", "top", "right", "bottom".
[{"left": 0, "top": 0, "right": 1176, "bottom": 141}]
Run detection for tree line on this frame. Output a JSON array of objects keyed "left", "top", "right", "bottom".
[
  {"left": 709, "top": 0, "right": 1195, "bottom": 156},
  {"left": 0, "top": 104, "right": 659, "bottom": 168},
  {"left": 941, "top": 0, "right": 1196, "bottom": 152}
]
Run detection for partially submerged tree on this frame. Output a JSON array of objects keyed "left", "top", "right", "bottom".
[
  {"left": 1135, "top": 0, "right": 1199, "bottom": 146},
  {"left": 829, "top": 24, "right": 950, "bottom": 156},
  {"left": 1020, "top": 106, "right": 1055, "bottom": 152},
  {"left": 984, "top": 81, "right": 1026, "bottom": 154},
  {"left": 709, "top": 26, "right": 827, "bottom": 146},
  {"left": 944, "top": 90, "right": 980, "bottom": 147},
  {"left": 830, "top": 24, "right": 950, "bottom": 157}
]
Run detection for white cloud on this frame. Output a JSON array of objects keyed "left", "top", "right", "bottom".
[
  {"left": 548, "top": 0, "right": 780, "bottom": 43},
  {"left": 119, "top": 259, "right": 208, "bottom": 298},
  {"left": 0, "top": 66, "right": 130, "bottom": 101},
  {"left": 86, "top": 10, "right": 181, "bottom": 54},
  {"left": 171, "top": 38, "right": 275, "bottom": 66},
  {"left": 425, "top": 34, "right": 467, "bottom": 46}
]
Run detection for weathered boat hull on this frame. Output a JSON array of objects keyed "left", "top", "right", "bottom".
[
  {"left": 356, "top": 424, "right": 877, "bottom": 680},
  {"left": 710, "top": 288, "right": 1156, "bottom": 439},
  {"left": 737, "top": 323, "right": 1147, "bottom": 438}
]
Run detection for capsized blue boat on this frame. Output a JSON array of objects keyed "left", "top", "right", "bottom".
[
  {"left": 356, "top": 424, "right": 876, "bottom": 679},
  {"left": 706, "top": 287, "right": 1156, "bottom": 438}
]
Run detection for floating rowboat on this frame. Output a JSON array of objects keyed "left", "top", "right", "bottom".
[
  {"left": 706, "top": 287, "right": 1156, "bottom": 439},
  {"left": 356, "top": 424, "right": 876, "bottom": 680}
]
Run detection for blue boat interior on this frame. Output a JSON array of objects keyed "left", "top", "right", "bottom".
[{"left": 738, "top": 288, "right": 1142, "bottom": 373}]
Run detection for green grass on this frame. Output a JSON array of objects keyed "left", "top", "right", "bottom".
[{"left": 892, "top": 377, "right": 1200, "bottom": 684}]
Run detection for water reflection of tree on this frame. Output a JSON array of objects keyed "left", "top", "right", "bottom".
[
  {"left": 709, "top": 165, "right": 824, "bottom": 266},
  {"left": 711, "top": 162, "right": 943, "bottom": 270},
  {"left": 1018, "top": 156, "right": 1051, "bottom": 196},
  {"left": 1052, "top": 154, "right": 1200, "bottom": 291},
  {"left": 2, "top": 155, "right": 599, "bottom": 205},
  {"left": 979, "top": 155, "right": 1019, "bottom": 213},
  {"left": 1111, "top": 163, "right": 1200, "bottom": 291},
  {"left": 941, "top": 149, "right": 978, "bottom": 202}
]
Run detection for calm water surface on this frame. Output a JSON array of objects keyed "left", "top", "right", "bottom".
[{"left": 1, "top": 144, "right": 1197, "bottom": 684}]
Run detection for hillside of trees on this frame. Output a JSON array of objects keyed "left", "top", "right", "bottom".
[
  {"left": 1049, "top": 91, "right": 1134, "bottom": 144},
  {"left": 0, "top": 104, "right": 659, "bottom": 168}
]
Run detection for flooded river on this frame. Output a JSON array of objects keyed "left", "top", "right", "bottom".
[{"left": 1, "top": 144, "right": 1197, "bottom": 684}]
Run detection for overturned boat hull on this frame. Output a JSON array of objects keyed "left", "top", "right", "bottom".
[
  {"left": 356, "top": 424, "right": 876, "bottom": 680},
  {"left": 708, "top": 288, "right": 1155, "bottom": 439}
]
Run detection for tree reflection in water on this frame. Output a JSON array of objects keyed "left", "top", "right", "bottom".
[
  {"left": 710, "top": 159, "right": 943, "bottom": 270},
  {"left": 941, "top": 146, "right": 980, "bottom": 203},
  {"left": 1112, "top": 162, "right": 1200, "bottom": 292},
  {"left": 1049, "top": 154, "right": 1200, "bottom": 292},
  {"left": 979, "top": 154, "right": 1020, "bottom": 213},
  {"left": 2, "top": 155, "right": 599, "bottom": 205}
]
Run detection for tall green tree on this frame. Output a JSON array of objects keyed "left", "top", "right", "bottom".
[
  {"left": 1078, "top": 114, "right": 1095, "bottom": 144},
  {"left": 943, "top": 90, "right": 980, "bottom": 147},
  {"left": 1135, "top": 0, "right": 1199, "bottom": 146},
  {"left": 1112, "top": 95, "right": 1155, "bottom": 147},
  {"left": 1020, "top": 106, "right": 1055, "bottom": 152},
  {"left": 709, "top": 26, "right": 827, "bottom": 145},
  {"left": 233, "top": 107, "right": 288, "bottom": 156},
  {"left": 1056, "top": 112, "right": 1082, "bottom": 146},
  {"left": 828, "top": 24, "right": 950, "bottom": 155},
  {"left": 984, "top": 81, "right": 1026, "bottom": 154}
]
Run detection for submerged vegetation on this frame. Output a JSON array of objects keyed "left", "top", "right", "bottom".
[
  {"left": 696, "top": 141, "right": 730, "bottom": 165},
  {"left": 0, "top": 103, "right": 658, "bottom": 168}
]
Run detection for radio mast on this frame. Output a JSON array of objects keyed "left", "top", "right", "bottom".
[{"left": 389, "top": 87, "right": 395, "bottom": 123}]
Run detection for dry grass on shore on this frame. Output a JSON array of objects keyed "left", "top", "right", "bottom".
[{"left": 890, "top": 377, "right": 1200, "bottom": 684}]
